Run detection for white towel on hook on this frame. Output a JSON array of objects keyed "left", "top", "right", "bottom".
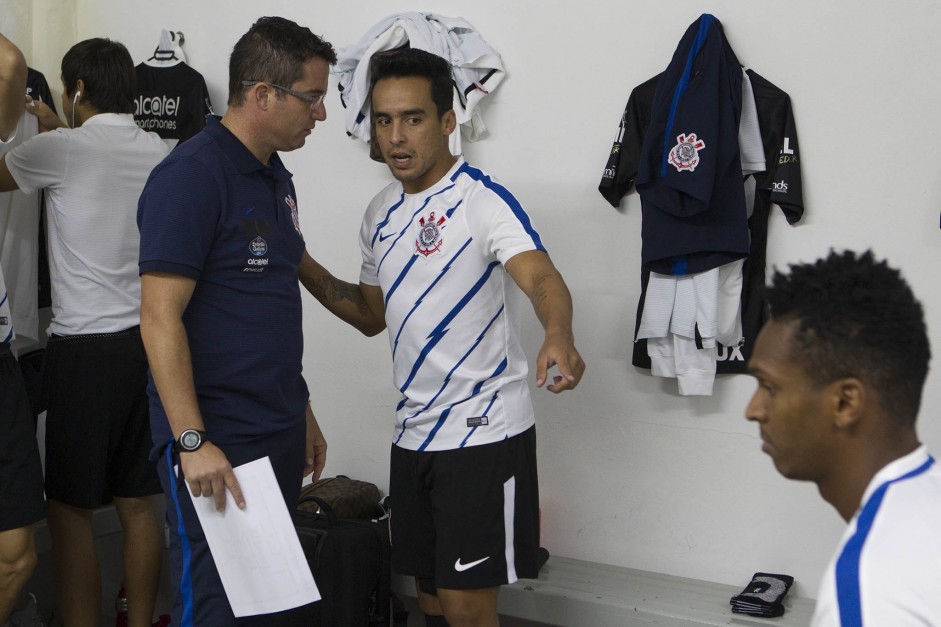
[{"left": 332, "top": 12, "right": 505, "bottom": 156}]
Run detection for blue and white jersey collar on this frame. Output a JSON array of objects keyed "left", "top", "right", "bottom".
[{"left": 857, "top": 444, "right": 931, "bottom": 513}]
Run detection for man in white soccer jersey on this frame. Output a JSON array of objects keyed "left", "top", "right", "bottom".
[
  {"left": 745, "top": 250, "right": 941, "bottom": 626},
  {"left": 0, "top": 38, "right": 168, "bottom": 627},
  {"left": 0, "top": 31, "right": 44, "bottom": 626},
  {"left": 301, "top": 48, "right": 585, "bottom": 627}
]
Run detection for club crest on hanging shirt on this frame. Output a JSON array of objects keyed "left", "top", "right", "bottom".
[
  {"left": 284, "top": 194, "right": 302, "bottom": 237},
  {"left": 668, "top": 132, "right": 706, "bottom": 172},
  {"left": 416, "top": 211, "right": 446, "bottom": 257}
]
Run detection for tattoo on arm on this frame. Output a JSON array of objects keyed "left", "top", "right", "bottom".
[
  {"left": 531, "top": 271, "right": 552, "bottom": 310},
  {"left": 314, "top": 276, "right": 373, "bottom": 319}
]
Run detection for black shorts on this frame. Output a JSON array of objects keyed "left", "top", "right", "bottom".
[
  {"left": 0, "top": 343, "right": 45, "bottom": 530},
  {"left": 389, "top": 426, "right": 540, "bottom": 590},
  {"left": 43, "top": 327, "right": 160, "bottom": 508}
]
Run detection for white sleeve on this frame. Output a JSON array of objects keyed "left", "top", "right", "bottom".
[
  {"left": 463, "top": 182, "right": 545, "bottom": 267},
  {"left": 4, "top": 128, "right": 69, "bottom": 194},
  {"left": 739, "top": 69, "right": 766, "bottom": 176},
  {"left": 358, "top": 200, "right": 381, "bottom": 286}
]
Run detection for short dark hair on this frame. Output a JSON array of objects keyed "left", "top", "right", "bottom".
[
  {"left": 61, "top": 38, "right": 135, "bottom": 114},
  {"left": 767, "top": 249, "right": 930, "bottom": 423},
  {"left": 369, "top": 48, "right": 454, "bottom": 118},
  {"left": 228, "top": 16, "right": 337, "bottom": 106}
]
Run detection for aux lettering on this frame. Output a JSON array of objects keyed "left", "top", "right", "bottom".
[{"left": 716, "top": 344, "right": 744, "bottom": 362}]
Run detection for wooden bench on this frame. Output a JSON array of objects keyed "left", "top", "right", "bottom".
[{"left": 394, "top": 555, "right": 816, "bottom": 626}]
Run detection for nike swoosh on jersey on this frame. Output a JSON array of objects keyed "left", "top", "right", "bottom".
[
  {"left": 378, "top": 232, "right": 395, "bottom": 242},
  {"left": 454, "top": 556, "right": 490, "bottom": 572}
]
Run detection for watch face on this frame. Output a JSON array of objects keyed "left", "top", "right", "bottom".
[{"left": 181, "top": 430, "right": 201, "bottom": 450}]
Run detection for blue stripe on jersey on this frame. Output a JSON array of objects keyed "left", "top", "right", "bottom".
[
  {"left": 165, "top": 443, "right": 196, "bottom": 627},
  {"left": 416, "top": 356, "right": 508, "bottom": 451},
  {"left": 391, "top": 238, "right": 474, "bottom": 359},
  {"left": 834, "top": 455, "right": 935, "bottom": 627},
  {"left": 418, "top": 404, "right": 453, "bottom": 451},
  {"left": 455, "top": 163, "right": 546, "bottom": 252},
  {"left": 460, "top": 391, "right": 500, "bottom": 448},
  {"left": 404, "top": 304, "right": 505, "bottom": 434},
  {"left": 398, "top": 261, "right": 500, "bottom": 395},
  {"left": 377, "top": 186, "right": 456, "bottom": 273},
  {"left": 396, "top": 357, "right": 508, "bottom": 448},
  {"left": 660, "top": 13, "right": 715, "bottom": 177},
  {"left": 384, "top": 255, "right": 419, "bottom": 307},
  {"left": 371, "top": 193, "right": 405, "bottom": 247},
  {"left": 473, "top": 358, "right": 508, "bottom": 396},
  {"left": 672, "top": 255, "right": 689, "bottom": 276},
  {"left": 446, "top": 199, "right": 464, "bottom": 218}
]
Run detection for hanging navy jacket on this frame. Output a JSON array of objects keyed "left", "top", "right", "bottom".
[{"left": 635, "top": 14, "right": 748, "bottom": 274}]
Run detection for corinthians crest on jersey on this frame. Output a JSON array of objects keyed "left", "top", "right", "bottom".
[
  {"left": 415, "top": 210, "right": 447, "bottom": 257},
  {"left": 669, "top": 132, "right": 706, "bottom": 172}
]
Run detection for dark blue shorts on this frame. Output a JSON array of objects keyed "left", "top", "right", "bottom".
[{"left": 158, "top": 419, "right": 309, "bottom": 626}]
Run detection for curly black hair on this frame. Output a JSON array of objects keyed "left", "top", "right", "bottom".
[{"left": 767, "top": 249, "right": 930, "bottom": 424}]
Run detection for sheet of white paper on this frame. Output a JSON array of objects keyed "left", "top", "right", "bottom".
[{"left": 188, "top": 456, "right": 319, "bottom": 616}]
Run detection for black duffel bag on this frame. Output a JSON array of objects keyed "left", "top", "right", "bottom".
[{"left": 279, "top": 495, "right": 405, "bottom": 626}]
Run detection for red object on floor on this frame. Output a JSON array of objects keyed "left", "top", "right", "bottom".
[{"left": 115, "top": 583, "right": 128, "bottom": 627}]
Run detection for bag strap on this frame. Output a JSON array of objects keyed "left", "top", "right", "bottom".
[{"left": 297, "top": 495, "right": 338, "bottom": 525}]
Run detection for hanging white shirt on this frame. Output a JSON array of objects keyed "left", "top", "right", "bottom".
[{"left": 333, "top": 12, "right": 505, "bottom": 157}]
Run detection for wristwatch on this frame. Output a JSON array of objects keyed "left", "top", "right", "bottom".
[{"left": 176, "top": 429, "right": 208, "bottom": 453}]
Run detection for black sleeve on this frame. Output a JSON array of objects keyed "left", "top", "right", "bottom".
[
  {"left": 599, "top": 86, "right": 646, "bottom": 207},
  {"left": 766, "top": 99, "right": 804, "bottom": 224},
  {"left": 598, "top": 74, "right": 660, "bottom": 208},
  {"left": 177, "top": 73, "right": 213, "bottom": 143}
]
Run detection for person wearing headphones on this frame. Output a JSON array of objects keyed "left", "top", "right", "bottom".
[{"left": 0, "top": 38, "right": 169, "bottom": 627}]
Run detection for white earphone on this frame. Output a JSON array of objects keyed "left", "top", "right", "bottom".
[{"left": 70, "top": 91, "right": 81, "bottom": 128}]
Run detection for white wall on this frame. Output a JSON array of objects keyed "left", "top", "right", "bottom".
[{"left": 49, "top": 0, "right": 941, "bottom": 600}]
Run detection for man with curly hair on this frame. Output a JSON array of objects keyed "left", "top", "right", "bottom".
[{"left": 746, "top": 249, "right": 940, "bottom": 626}]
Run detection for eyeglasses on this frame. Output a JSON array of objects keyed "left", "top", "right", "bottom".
[{"left": 241, "top": 80, "right": 325, "bottom": 109}]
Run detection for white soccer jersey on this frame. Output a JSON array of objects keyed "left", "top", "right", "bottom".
[
  {"left": 812, "top": 446, "right": 941, "bottom": 626},
  {"left": 359, "top": 158, "right": 544, "bottom": 452}
]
